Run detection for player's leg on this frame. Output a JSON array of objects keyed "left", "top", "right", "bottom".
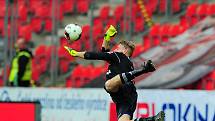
[
  {"left": 134, "top": 111, "right": 165, "bottom": 121},
  {"left": 118, "top": 111, "right": 165, "bottom": 121},
  {"left": 105, "top": 60, "right": 155, "bottom": 93},
  {"left": 118, "top": 114, "right": 132, "bottom": 121}
]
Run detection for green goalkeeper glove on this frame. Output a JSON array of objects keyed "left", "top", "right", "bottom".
[
  {"left": 64, "top": 46, "right": 78, "bottom": 57},
  {"left": 104, "top": 25, "right": 117, "bottom": 42}
]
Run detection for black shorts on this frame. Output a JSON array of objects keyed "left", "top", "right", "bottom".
[{"left": 105, "top": 82, "right": 137, "bottom": 120}]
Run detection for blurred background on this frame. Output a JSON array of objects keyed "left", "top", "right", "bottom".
[{"left": 0, "top": 0, "right": 215, "bottom": 121}]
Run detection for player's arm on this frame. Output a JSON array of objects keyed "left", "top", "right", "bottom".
[
  {"left": 64, "top": 46, "right": 118, "bottom": 62},
  {"left": 102, "top": 25, "right": 117, "bottom": 52}
]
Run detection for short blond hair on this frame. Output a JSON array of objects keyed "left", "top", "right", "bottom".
[{"left": 119, "top": 40, "right": 135, "bottom": 57}]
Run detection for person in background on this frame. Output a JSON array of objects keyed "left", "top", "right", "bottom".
[{"left": 9, "top": 38, "right": 33, "bottom": 87}]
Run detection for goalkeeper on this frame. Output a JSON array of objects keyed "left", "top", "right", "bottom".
[{"left": 64, "top": 25, "right": 165, "bottom": 121}]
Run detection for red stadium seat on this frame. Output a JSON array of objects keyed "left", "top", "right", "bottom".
[
  {"left": 2, "top": 24, "right": 11, "bottom": 37},
  {"left": 35, "top": 45, "right": 47, "bottom": 57},
  {"left": 152, "top": 36, "right": 160, "bottom": 46},
  {"left": 99, "top": 5, "right": 110, "bottom": 20},
  {"left": 168, "top": 24, "right": 180, "bottom": 37},
  {"left": 134, "top": 17, "right": 144, "bottom": 33},
  {"left": 34, "top": 45, "right": 48, "bottom": 73},
  {"left": 93, "top": 17, "right": 103, "bottom": 26},
  {"left": 32, "top": 59, "right": 41, "bottom": 82},
  {"left": 92, "top": 24, "right": 104, "bottom": 41},
  {"left": 0, "top": 19, "right": 4, "bottom": 35},
  {"left": 205, "top": 79, "right": 215, "bottom": 90},
  {"left": 18, "top": 25, "right": 32, "bottom": 42},
  {"left": 61, "top": 0, "right": 75, "bottom": 14},
  {"left": 186, "top": 3, "right": 199, "bottom": 17},
  {"left": 66, "top": 79, "right": 73, "bottom": 88},
  {"left": 30, "top": 18, "right": 42, "bottom": 33},
  {"left": 76, "top": 0, "right": 89, "bottom": 14},
  {"left": 159, "top": 24, "right": 171, "bottom": 42},
  {"left": 18, "top": 4, "right": 28, "bottom": 22},
  {"left": 190, "top": 16, "right": 199, "bottom": 26},
  {"left": 114, "top": 4, "right": 124, "bottom": 22},
  {"left": 71, "top": 65, "right": 85, "bottom": 87},
  {"left": 44, "top": 19, "right": 52, "bottom": 33},
  {"left": 207, "top": 4, "right": 215, "bottom": 15},
  {"left": 59, "top": 58, "right": 70, "bottom": 74},
  {"left": 131, "top": 3, "right": 142, "bottom": 21},
  {"left": 133, "top": 44, "right": 145, "bottom": 57},
  {"left": 159, "top": 0, "right": 166, "bottom": 13},
  {"left": 82, "top": 24, "right": 90, "bottom": 38},
  {"left": 106, "top": 17, "right": 117, "bottom": 27},
  {"left": 172, "top": 0, "right": 181, "bottom": 13},
  {"left": 0, "top": 3, "right": 6, "bottom": 18},
  {"left": 149, "top": 24, "right": 160, "bottom": 37},
  {"left": 34, "top": 3, "right": 51, "bottom": 18},
  {"left": 196, "top": 4, "right": 209, "bottom": 20},
  {"left": 80, "top": 25, "right": 91, "bottom": 50},
  {"left": 143, "top": 36, "right": 151, "bottom": 50},
  {"left": 119, "top": 20, "right": 129, "bottom": 33}
]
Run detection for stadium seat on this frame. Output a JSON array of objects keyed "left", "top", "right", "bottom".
[
  {"left": 131, "top": 3, "right": 141, "bottom": 21},
  {"left": 119, "top": 20, "right": 129, "bottom": 33},
  {"left": 106, "top": 17, "right": 117, "bottom": 27},
  {"left": 18, "top": 25, "right": 32, "bottom": 42},
  {"left": 133, "top": 17, "right": 144, "bottom": 33},
  {"left": 143, "top": 36, "right": 151, "bottom": 50},
  {"left": 92, "top": 23, "right": 104, "bottom": 41},
  {"left": 2, "top": 24, "right": 11, "bottom": 37},
  {"left": 93, "top": 17, "right": 103, "bottom": 26},
  {"left": 185, "top": 3, "right": 198, "bottom": 17},
  {"left": 207, "top": 4, "right": 215, "bottom": 16},
  {"left": 71, "top": 65, "right": 84, "bottom": 87},
  {"left": 66, "top": 78, "right": 73, "bottom": 88},
  {"left": 159, "top": 0, "right": 166, "bottom": 13},
  {"left": 82, "top": 24, "right": 90, "bottom": 38},
  {"left": 18, "top": 4, "right": 28, "bottom": 22},
  {"left": 61, "top": 0, "right": 75, "bottom": 14},
  {"left": 0, "top": 3, "right": 6, "bottom": 18},
  {"left": 190, "top": 16, "right": 199, "bottom": 26},
  {"left": 196, "top": 4, "right": 209, "bottom": 20},
  {"left": 172, "top": 0, "right": 181, "bottom": 13},
  {"left": 79, "top": 25, "right": 91, "bottom": 50},
  {"left": 114, "top": 4, "right": 124, "bottom": 22},
  {"left": 149, "top": 24, "right": 161, "bottom": 46},
  {"left": 99, "top": 5, "right": 110, "bottom": 20},
  {"left": 168, "top": 24, "right": 180, "bottom": 37},
  {"left": 159, "top": 24, "right": 171, "bottom": 42},
  {"left": 32, "top": 59, "right": 41, "bottom": 82},
  {"left": 149, "top": 24, "right": 160, "bottom": 37},
  {"left": 76, "top": 0, "right": 89, "bottom": 14},
  {"left": 59, "top": 58, "right": 70, "bottom": 74},
  {"left": 34, "top": 2, "right": 51, "bottom": 18},
  {"left": 205, "top": 79, "right": 215, "bottom": 90},
  {"left": 34, "top": 45, "right": 48, "bottom": 73},
  {"left": 44, "top": 19, "right": 52, "bottom": 33},
  {"left": 133, "top": 44, "right": 145, "bottom": 57},
  {"left": 0, "top": 19, "right": 4, "bottom": 35},
  {"left": 30, "top": 18, "right": 42, "bottom": 33},
  {"left": 152, "top": 36, "right": 160, "bottom": 46}
]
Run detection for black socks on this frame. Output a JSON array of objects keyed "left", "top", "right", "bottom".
[
  {"left": 134, "top": 117, "right": 155, "bottom": 121},
  {"left": 120, "top": 60, "right": 156, "bottom": 84},
  {"left": 120, "top": 67, "right": 150, "bottom": 84}
]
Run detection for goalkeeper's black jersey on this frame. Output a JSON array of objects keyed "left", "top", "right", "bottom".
[
  {"left": 105, "top": 52, "right": 134, "bottom": 80},
  {"left": 84, "top": 51, "right": 134, "bottom": 80},
  {"left": 84, "top": 50, "right": 137, "bottom": 104}
]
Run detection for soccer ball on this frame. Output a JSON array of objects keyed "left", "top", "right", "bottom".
[{"left": 64, "top": 24, "right": 82, "bottom": 42}]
